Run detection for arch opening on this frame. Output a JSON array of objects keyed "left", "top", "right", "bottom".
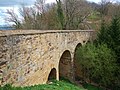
[
  {"left": 59, "top": 50, "right": 72, "bottom": 80},
  {"left": 48, "top": 68, "right": 57, "bottom": 81},
  {"left": 74, "top": 43, "right": 83, "bottom": 81}
]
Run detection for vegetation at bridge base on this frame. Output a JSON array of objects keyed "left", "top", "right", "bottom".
[
  {"left": 76, "top": 43, "right": 117, "bottom": 89},
  {"left": 76, "top": 16, "right": 120, "bottom": 90},
  {"left": 0, "top": 79, "right": 86, "bottom": 90}
]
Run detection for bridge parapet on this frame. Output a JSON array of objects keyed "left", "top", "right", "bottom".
[{"left": 0, "top": 30, "right": 95, "bottom": 36}]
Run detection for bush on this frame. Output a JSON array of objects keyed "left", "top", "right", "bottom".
[{"left": 76, "top": 43, "right": 117, "bottom": 87}]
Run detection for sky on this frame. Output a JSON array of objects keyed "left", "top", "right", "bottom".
[{"left": 0, "top": 0, "right": 119, "bottom": 25}]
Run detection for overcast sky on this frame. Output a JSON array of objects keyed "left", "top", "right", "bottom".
[{"left": 0, "top": 0, "right": 119, "bottom": 25}]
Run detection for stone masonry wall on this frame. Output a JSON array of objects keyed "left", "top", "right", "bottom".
[{"left": 0, "top": 30, "right": 95, "bottom": 86}]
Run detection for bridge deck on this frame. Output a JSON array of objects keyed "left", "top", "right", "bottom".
[{"left": 0, "top": 30, "right": 94, "bottom": 36}]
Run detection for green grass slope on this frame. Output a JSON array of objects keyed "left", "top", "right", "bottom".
[{"left": 0, "top": 80, "right": 85, "bottom": 90}]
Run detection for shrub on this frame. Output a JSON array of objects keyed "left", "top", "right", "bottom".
[{"left": 76, "top": 43, "right": 117, "bottom": 87}]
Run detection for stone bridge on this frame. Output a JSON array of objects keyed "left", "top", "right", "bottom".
[{"left": 0, "top": 30, "right": 95, "bottom": 86}]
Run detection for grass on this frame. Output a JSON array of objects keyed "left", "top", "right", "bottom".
[
  {"left": 0, "top": 78, "right": 106, "bottom": 90},
  {"left": 83, "top": 83, "right": 104, "bottom": 90},
  {"left": 0, "top": 80, "right": 85, "bottom": 90}
]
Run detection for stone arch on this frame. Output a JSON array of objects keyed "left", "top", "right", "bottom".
[
  {"left": 59, "top": 50, "right": 72, "bottom": 80},
  {"left": 48, "top": 68, "right": 57, "bottom": 81},
  {"left": 74, "top": 43, "right": 83, "bottom": 81}
]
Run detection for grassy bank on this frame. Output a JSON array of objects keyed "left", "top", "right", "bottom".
[{"left": 0, "top": 80, "right": 85, "bottom": 90}]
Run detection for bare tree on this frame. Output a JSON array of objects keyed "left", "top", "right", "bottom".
[
  {"left": 6, "top": 9, "right": 21, "bottom": 29},
  {"left": 99, "top": 0, "right": 111, "bottom": 17},
  {"left": 6, "top": 0, "right": 94, "bottom": 30},
  {"left": 98, "top": 0, "right": 120, "bottom": 23},
  {"left": 62, "top": 0, "right": 93, "bottom": 29},
  {"left": 35, "top": 0, "right": 46, "bottom": 14}
]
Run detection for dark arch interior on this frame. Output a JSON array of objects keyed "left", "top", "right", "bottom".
[
  {"left": 48, "top": 68, "right": 56, "bottom": 81},
  {"left": 59, "top": 50, "right": 72, "bottom": 80},
  {"left": 74, "top": 43, "right": 83, "bottom": 81}
]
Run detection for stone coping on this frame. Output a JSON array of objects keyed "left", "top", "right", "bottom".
[{"left": 0, "top": 30, "right": 94, "bottom": 36}]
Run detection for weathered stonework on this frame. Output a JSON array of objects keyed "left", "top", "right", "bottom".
[{"left": 0, "top": 30, "right": 95, "bottom": 86}]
